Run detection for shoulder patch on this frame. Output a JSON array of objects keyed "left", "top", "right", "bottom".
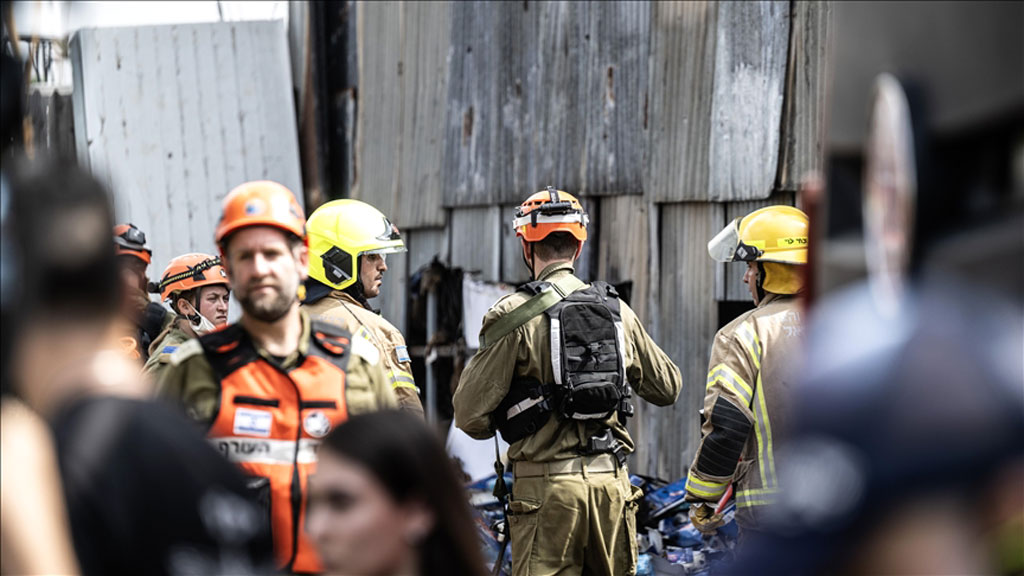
[
  {"left": 169, "top": 338, "right": 203, "bottom": 366},
  {"left": 351, "top": 333, "right": 380, "bottom": 366},
  {"left": 394, "top": 344, "right": 411, "bottom": 364}
]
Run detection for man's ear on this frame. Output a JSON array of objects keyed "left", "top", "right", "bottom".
[{"left": 295, "top": 243, "right": 310, "bottom": 282}]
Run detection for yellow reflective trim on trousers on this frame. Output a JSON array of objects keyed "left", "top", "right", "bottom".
[
  {"left": 707, "top": 364, "right": 753, "bottom": 404},
  {"left": 736, "top": 487, "right": 779, "bottom": 508},
  {"left": 757, "top": 370, "right": 777, "bottom": 486},
  {"left": 685, "top": 474, "right": 728, "bottom": 499}
]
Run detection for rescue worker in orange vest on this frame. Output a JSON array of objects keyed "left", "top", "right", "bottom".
[
  {"left": 302, "top": 199, "right": 423, "bottom": 416},
  {"left": 685, "top": 205, "right": 808, "bottom": 535},
  {"left": 114, "top": 223, "right": 171, "bottom": 361},
  {"left": 143, "top": 253, "right": 231, "bottom": 378},
  {"left": 156, "top": 181, "right": 397, "bottom": 574}
]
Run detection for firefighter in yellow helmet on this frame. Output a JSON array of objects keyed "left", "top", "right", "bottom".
[
  {"left": 686, "top": 205, "right": 808, "bottom": 535},
  {"left": 303, "top": 199, "right": 424, "bottom": 416},
  {"left": 142, "top": 253, "right": 230, "bottom": 378},
  {"left": 454, "top": 187, "right": 681, "bottom": 575}
]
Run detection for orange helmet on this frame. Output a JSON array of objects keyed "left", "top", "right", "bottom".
[
  {"left": 214, "top": 181, "right": 305, "bottom": 246},
  {"left": 157, "top": 253, "right": 229, "bottom": 302},
  {"left": 513, "top": 187, "right": 589, "bottom": 243},
  {"left": 113, "top": 223, "right": 152, "bottom": 264}
]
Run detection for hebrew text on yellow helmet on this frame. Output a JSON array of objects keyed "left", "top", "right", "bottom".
[
  {"left": 708, "top": 205, "right": 808, "bottom": 265},
  {"left": 307, "top": 199, "right": 406, "bottom": 291}
]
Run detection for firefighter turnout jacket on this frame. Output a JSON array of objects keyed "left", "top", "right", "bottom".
[
  {"left": 685, "top": 293, "right": 803, "bottom": 529},
  {"left": 156, "top": 310, "right": 396, "bottom": 573},
  {"left": 304, "top": 290, "right": 423, "bottom": 416}
]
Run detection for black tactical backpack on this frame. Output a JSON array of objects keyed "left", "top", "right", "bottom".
[{"left": 486, "top": 276, "right": 633, "bottom": 443}]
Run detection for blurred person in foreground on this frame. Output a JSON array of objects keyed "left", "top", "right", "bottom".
[
  {"left": 113, "top": 221, "right": 171, "bottom": 361},
  {"left": 143, "top": 252, "right": 231, "bottom": 377},
  {"left": 724, "top": 272, "right": 1024, "bottom": 574},
  {"left": 158, "top": 180, "right": 397, "bottom": 574},
  {"left": 685, "top": 206, "right": 809, "bottom": 536},
  {"left": 307, "top": 411, "right": 488, "bottom": 576},
  {"left": 303, "top": 199, "right": 424, "bottom": 416},
  {"left": 6, "top": 157, "right": 275, "bottom": 575},
  {"left": 1, "top": 47, "right": 80, "bottom": 572},
  {"left": 454, "top": 188, "right": 682, "bottom": 575}
]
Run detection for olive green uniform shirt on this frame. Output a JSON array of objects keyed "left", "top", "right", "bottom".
[
  {"left": 142, "top": 316, "right": 193, "bottom": 379},
  {"left": 156, "top": 309, "right": 397, "bottom": 424},
  {"left": 453, "top": 263, "right": 682, "bottom": 462},
  {"left": 303, "top": 291, "right": 423, "bottom": 416}
]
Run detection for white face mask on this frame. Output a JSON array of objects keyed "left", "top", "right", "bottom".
[{"left": 181, "top": 300, "right": 217, "bottom": 335}]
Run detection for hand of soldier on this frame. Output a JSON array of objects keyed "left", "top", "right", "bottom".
[{"left": 688, "top": 501, "right": 724, "bottom": 534}]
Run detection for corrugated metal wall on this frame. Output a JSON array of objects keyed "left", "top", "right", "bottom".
[
  {"left": 348, "top": 0, "right": 830, "bottom": 479},
  {"left": 70, "top": 21, "right": 302, "bottom": 282}
]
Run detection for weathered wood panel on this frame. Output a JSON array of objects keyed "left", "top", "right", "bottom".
[
  {"left": 715, "top": 191, "right": 798, "bottom": 301},
  {"left": 442, "top": 1, "right": 650, "bottom": 207},
  {"left": 776, "top": 1, "right": 832, "bottom": 191},
  {"left": 353, "top": 1, "right": 448, "bottom": 228},
  {"left": 647, "top": 1, "right": 718, "bottom": 203},
  {"left": 71, "top": 22, "right": 302, "bottom": 278},
  {"left": 377, "top": 227, "right": 449, "bottom": 336},
  {"left": 637, "top": 203, "right": 721, "bottom": 480}
]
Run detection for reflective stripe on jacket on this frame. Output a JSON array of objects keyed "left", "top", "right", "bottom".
[
  {"left": 685, "top": 293, "right": 803, "bottom": 529},
  {"left": 200, "top": 320, "right": 352, "bottom": 574}
]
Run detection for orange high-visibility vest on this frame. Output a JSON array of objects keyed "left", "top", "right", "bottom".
[{"left": 200, "top": 320, "right": 352, "bottom": 574}]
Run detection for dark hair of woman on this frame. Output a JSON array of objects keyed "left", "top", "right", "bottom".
[{"left": 318, "top": 410, "right": 488, "bottom": 576}]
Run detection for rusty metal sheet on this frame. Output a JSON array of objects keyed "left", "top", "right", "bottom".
[{"left": 442, "top": 1, "right": 650, "bottom": 206}]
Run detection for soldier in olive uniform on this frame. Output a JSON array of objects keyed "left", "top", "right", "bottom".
[{"left": 454, "top": 188, "right": 682, "bottom": 576}]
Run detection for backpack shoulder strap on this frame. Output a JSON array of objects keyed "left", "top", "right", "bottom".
[{"left": 479, "top": 274, "right": 587, "bottom": 349}]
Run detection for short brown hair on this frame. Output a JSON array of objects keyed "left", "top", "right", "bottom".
[{"left": 531, "top": 232, "right": 579, "bottom": 261}]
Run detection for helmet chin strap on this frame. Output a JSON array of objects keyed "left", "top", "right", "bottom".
[
  {"left": 179, "top": 298, "right": 217, "bottom": 335},
  {"left": 521, "top": 241, "right": 536, "bottom": 279},
  {"left": 756, "top": 262, "right": 767, "bottom": 303}
]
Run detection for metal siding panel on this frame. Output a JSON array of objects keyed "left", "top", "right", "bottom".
[
  {"left": 442, "top": 2, "right": 650, "bottom": 207},
  {"left": 596, "top": 195, "right": 652, "bottom": 324},
  {"left": 450, "top": 207, "right": 501, "bottom": 282},
  {"left": 500, "top": 205, "right": 532, "bottom": 286},
  {"left": 776, "top": 1, "right": 832, "bottom": 191},
  {"left": 647, "top": 2, "right": 719, "bottom": 202},
  {"left": 708, "top": 1, "right": 790, "bottom": 201},
  {"left": 654, "top": 203, "right": 721, "bottom": 479},
  {"left": 395, "top": 1, "right": 449, "bottom": 228},
  {"left": 154, "top": 25, "right": 190, "bottom": 260},
  {"left": 577, "top": 2, "right": 650, "bottom": 197},
  {"left": 353, "top": 1, "right": 401, "bottom": 222},
  {"left": 71, "top": 22, "right": 303, "bottom": 281}
]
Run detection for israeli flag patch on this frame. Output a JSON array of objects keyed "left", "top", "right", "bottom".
[
  {"left": 233, "top": 408, "right": 272, "bottom": 437},
  {"left": 161, "top": 345, "right": 178, "bottom": 354},
  {"left": 395, "top": 345, "right": 411, "bottom": 364}
]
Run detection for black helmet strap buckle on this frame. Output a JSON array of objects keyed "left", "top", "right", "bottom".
[{"left": 322, "top": 246, "right": 353, "bottom": 285}]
